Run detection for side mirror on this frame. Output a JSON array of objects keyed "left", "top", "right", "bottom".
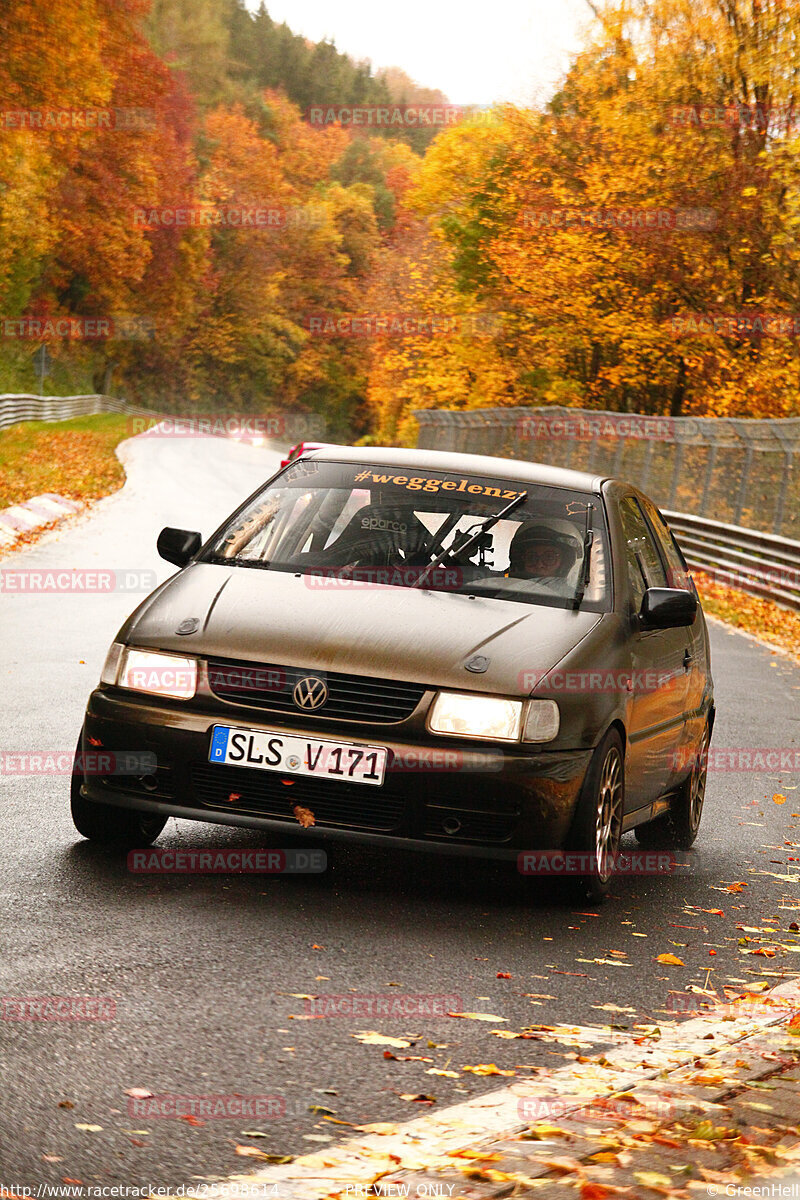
[
  {"left": 639, "top": 587, "right": 697, "bottom": 630},
  {"left": 157, "top": 527, "right": 202, "bottom": 568}
]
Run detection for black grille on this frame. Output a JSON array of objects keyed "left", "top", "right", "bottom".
[
  {"left": 207, "top": 658, "right": 427, "bottom": 724},
  {"left": 191, "top": 762, "right": 406, "bottom": 831}
]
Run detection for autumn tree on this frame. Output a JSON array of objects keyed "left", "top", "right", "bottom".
[{"left": 396, "top": 0, "right": 800, "bottom": 424}]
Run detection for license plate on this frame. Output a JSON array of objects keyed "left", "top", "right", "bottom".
[{"left": 208, "top": 726, "right": 387, "bottom": 786}]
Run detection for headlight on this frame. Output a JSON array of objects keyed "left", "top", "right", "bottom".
[
  {"left": 428, "top": 692, "right": 523, "bottom": 741},
  {"left": 522, "top": 700, "right": 560, "bottom": 743},
  {"left": 117, "top": 648, "right": 197, "bottom": 700}
]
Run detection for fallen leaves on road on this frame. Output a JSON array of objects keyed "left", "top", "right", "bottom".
[
  {"left": 352, "top": 1030, "right": 412, "bottom": 1047},
  {"left": 398, "top": 1093, "right": 435, "bottom": 1104},
  {"left": 235, "top": 1145, "right": 293, "bottom": 1162},
  {"left": 461, "top": 1063, "right": 515, "bottom": 1076},
  {"left": 124, "top": 1087, "right": 153, "bottom": 1099},
  {"left": 447, "top": 1011, "right": 506, "bottom": 1021},
  {"left": 74, "top": 1124, "right": 102, "bottom": 1132},
  {"left": 633, "top": 1170, "right": 672, "bottom": 1188},
  {"left": 693, "top": 570, "right": 800, "bottom": 662},
  {"left": 656, "top": 953, "right": 685, "bottom": 966},
  {"left": 383, "top": 1050, "right": 433, "bottom": 1062},
  {"left": 448, "top": 1150, "right": 504, "bottom": 1162}
]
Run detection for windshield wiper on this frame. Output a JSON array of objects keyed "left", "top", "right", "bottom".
[
  {"left": 571, "top": 503, "right": 594, "bottom": 611},
  {"left": 412, "top": 491, "right": 528, "bottom": 589}
]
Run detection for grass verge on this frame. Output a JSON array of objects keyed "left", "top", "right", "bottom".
[
  {"left": 694, "top": 569, "right": 800, "bottom": 663},
  {"left": 0, "top": 414, "right": 132, "bottom": 509}
]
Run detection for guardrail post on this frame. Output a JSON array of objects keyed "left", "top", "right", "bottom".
[
  {"left": 774, "top": 450, "right": 794, "bottom": 536},
  {"left": 733, "top": 445, "right": 754, "bottom": 526},
  {"left": 639, "top": 439, "right": 655, "bottom": 491},
  {"left": 700, "top": 442, "right": 718, "bottom": 514},
  {"left": 668, "top": 442, "right": 685, "bottom": 508}
]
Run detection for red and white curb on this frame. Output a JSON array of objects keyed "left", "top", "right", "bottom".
[
  {"left": 187, "top": 980, "right": 800, "bottom": 1199},
  {"left": 0, "top": 493, "right": 82, "bottom": 547}
]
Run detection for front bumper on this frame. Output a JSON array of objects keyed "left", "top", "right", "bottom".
[{"left": 79, "top": 688, "right": 593, "bottom": 860}]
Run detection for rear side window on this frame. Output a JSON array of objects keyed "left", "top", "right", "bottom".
[
  {"left": 618, "top": 496, "right": 667, "bottom": 607},
  {"left": 638, "top": 496, "right": 694, "bottom": 591}
]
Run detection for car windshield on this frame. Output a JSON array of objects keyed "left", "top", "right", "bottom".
[{"left": 202, "top": 459, "right": 611, "bottom": 611}]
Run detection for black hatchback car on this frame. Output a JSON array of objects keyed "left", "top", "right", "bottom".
[{"left": 71, "top": 447, "right": 714, "bottom": 899}]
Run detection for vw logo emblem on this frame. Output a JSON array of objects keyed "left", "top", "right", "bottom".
[{"left": 293, "top": 675, "right": 328, "bottom": 710}]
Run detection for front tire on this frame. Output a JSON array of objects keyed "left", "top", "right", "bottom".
[
  {"left": 566, "top": 729, "right": 625, "bottom": 903},
  {"left": 71, "top": 734, "right": 167, "bottom": 847}
]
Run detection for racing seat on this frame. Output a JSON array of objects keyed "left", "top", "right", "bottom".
[{"left": 319, "top": 503, "right": 432, "bottom": 569}]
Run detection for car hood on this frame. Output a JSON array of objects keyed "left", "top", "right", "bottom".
[{"left": 123, "top": 564, "right": 603, "bottom": 696}]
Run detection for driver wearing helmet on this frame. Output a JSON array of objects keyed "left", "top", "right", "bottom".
[{"left": 507, "top": 521, "right": 583, "bottom": 596}]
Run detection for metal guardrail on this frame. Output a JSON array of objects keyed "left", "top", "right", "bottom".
[
  {"left": 664, "top": 510, "right": 800, "bottom": 612},
  {"left": 414, "top": 406, "right": 800, "bottom": 540},
  {"left": 0, "top": 393, "right": 137, "bottom": 432}
]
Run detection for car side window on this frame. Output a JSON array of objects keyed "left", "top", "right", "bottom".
[
  {"left": 618, "top": 496, "right": 667, "bottom": 608},
  {"left": 638, "top": 497, "right": 694, "bottom": 591}
]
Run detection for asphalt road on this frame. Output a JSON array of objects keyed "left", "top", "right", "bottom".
[{"left": 1, "top": 433, "right": 800, "bottom": 1189}]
